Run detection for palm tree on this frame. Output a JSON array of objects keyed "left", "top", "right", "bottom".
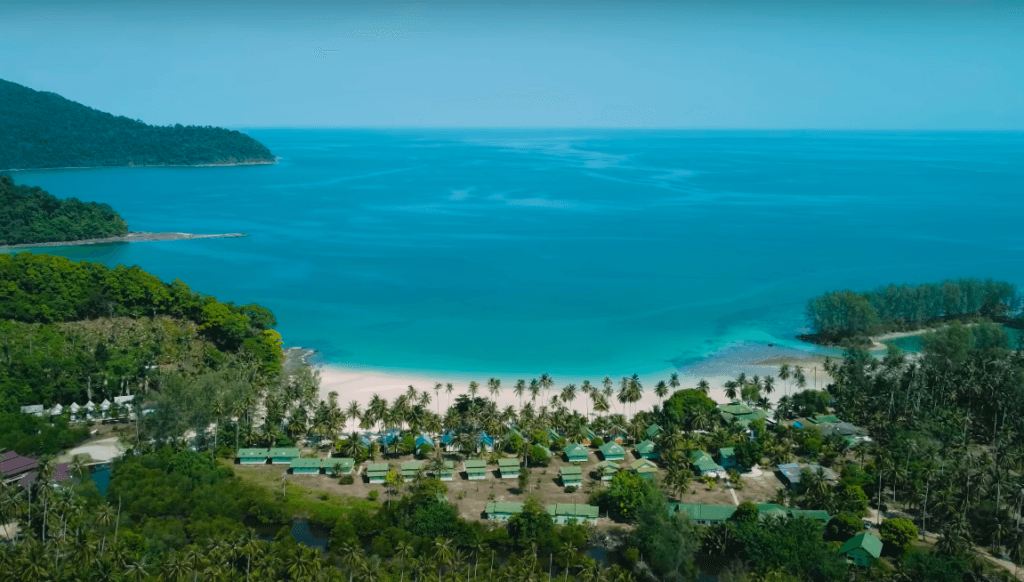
[
  {"left": 697, "top": 379, "right": 710, "bottom": 394},
  {"left": 723, "top": 380, "right": 739, "bottom": 402},
  {"left": 469, "top": 381, "right": 480, "bottom": 399},
  {"left": 654, "top": 381, "right": 668, "bottom": 408},
  {"left": 669, "top": 373, "right": 680, "bottom": 390},
  {"left": 433, "top": 537, "right": 455, "bottom": 582},
  {"left": 488, "top": 378, "right": 501, "bottom": 401},
  {"left": 561, "top": 384, "right": 577, "bottom": 409},
  {"left": 763, "top": 376, "right": 775, "bottom": 398},
  {"left": 434, "top": 383, "right": 443, "bottom": 416},
  {"left": 446, "top": 383, "right": 454, "bottom": 410},
  {"left": 539, "top": 373, "right": 554, "bottom": 402},
  {"left": 346, "top": 401, "right": 362, "bottom": 433},
  {"left": 396, "top": 540, "right": 416, "bottom": 582},
  {"left": 514, "top": 380, "right": 526, "bottom": 409},
  {"left": 529, "top": 379, "right": 541, "bottom": 404},
  {"left": 794, "top": 366, "right": 807, "bottom": 391}
]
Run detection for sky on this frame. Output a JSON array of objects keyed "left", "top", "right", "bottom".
[{"left": 1, "top": 0, "right": 1022, "bottom": 129}]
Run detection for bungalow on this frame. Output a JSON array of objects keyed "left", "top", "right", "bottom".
[
  {"left": 645, "top": 423, "right": 663, "bottom": 440},
  {"left": 498, "top": 458, "right": 520, "bottom": 479},
  {"left": 595, "top": 460, "right": 620, "bottom": 482},
  {"left": 606, "top": 429, "right": 627, "bottom": 444},
  {"left": 485, "top": 502, "right": 524, "bottom": 521},
  {"left": 436, "top": 461, "right": 455, "bottom": 481},
  {"left": 237, "top": 448, "right": 269, "bottom": 464},
  {"left": 366, "top": 463, "right": 390, "bottom": 484},
  {"left": 50, "top": 403, "right": 64, "bottom": 417},
  {"left": 755, "top": 503, "right": 831, "bottom": 523},
  {"left": 546, "top": 428, "right": 562, "bottom": 443},
  {"left": 547, "top": 503, "right": 599, "bottom": 525},
  {"left": 690, "top": 450, "right": 724, "bottom": 477},
  {"left": 441, "top": 431, "right": 494, "bottom": 453},
  {"left": 814, "top": 414, "right": 841, "bottom": 424},
  {"left": 580, "top": 427, "right": 597, "bottom": 446},
  {"left": 839, "top": 533, "right": 882, "bottom": 567},
  {"left": 599, "top": 442, "right": 626, "bottom": 461},
  {"left": 718, "top": 447, "right": 737, "bottom": 469},
  {"left": 415, "top": 434, "right": 435, "bottom": 451},
  {"left": 290, "top": 458, "right": 322, "bottom": 474},
  {"left": 563, "top": 443, "right": 589, "bottom": 463},
  {"left": 560, "top": 465, "right": 583, "bottom": 486},
  {"left": 401, "top": 460, "right": 423, "bottom": 479},
  {"left": 378, "top": 429, "right": 402, "bottom": 446},
  {"left": 1, "top": 452, "right": 38, "bottom": 480},
  {"left": 636, "top": 439, "right": 659, "bottom": 460},
  {"left": 718, "top": 402, "right": 769, "bottom": 427},
  {"left": 98, "top": 399, "right": 111, "bottom": 414},
  {"left": 324, "top": 457, "right": 356, "bottom": 475},
  {"left": 666, "top": 503, "right": 736, "bottom": 525},
  {"left": 20, "top": 404, "right": 44, "bottom": 417},
  {"left": 269, "top": 448, "right": 300, "bottom": 464},
  {"left": 465, "top": 459, "right": 488, "bottom": 480},
  {"left": 777, "top": 463, "right": 837, "bottom": 489},
  {"left": 630, "top": 458, "right": 658, "bottom": 480}
]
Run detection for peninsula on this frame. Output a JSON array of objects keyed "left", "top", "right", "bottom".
[
  {"left": 0, "top": 231, "right": 247, "bottom": 251},
  {"left": 0, "top": 78, "right": 275, "bottom": 170}
]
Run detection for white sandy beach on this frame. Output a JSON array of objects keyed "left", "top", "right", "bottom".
[{"left": 315, "top": 356, "right": 835, "bottom": 418}]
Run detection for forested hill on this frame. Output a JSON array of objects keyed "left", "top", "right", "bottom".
[
  {"left": 0, "top": 78, "right": 275, "bottom": 170},
  {"left": 0, "top": 175, "right": 129, "bottom": 245}
]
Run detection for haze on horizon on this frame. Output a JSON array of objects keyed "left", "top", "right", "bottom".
[{"left": 2, "top": 0, "right": 1022, "bottom": 130}]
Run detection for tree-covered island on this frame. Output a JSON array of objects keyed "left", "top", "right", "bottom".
[{"left": 0, "top": 175, "right": 129, "bottom": 246}]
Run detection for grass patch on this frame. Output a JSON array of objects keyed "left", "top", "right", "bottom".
[{"left": 224, "top": 461, "right": 378, "bottom": 523}]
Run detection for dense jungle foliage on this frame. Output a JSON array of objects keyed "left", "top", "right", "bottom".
[
  {"left": 0, "top": 253, "right": 283, "bottom": 413},
  {"left": 0, "top": 175, "right": 129, "bottom": 245},
  {"left": 806, "top": 279, "right": 1018, "bottom": 341},
  {"left": 0, "top": 78, "right": 274, "bottom": 170}
]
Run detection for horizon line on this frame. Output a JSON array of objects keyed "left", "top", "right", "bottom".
[{"left": 232, "top": 126, "right": 1024, "bottom": 132}]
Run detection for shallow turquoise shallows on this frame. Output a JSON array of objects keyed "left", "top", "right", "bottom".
[{"left": 9, "top": 130, "right": 1024, "bottom": 377}]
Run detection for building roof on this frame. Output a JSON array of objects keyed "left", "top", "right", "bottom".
[
  {"left": 415, "top": 435, "right": 434, "bottom": 447},
  {"left": 599, "top": 442, "right": 625, "bottom": 456},
  {"left": 636, "top": 440, "right": 657, "bottom": 454},
  {"left": 560, "top": 465, "right": 583, "bottom": 476},
  {"left": 237, "top": 448, "right": 269, "bottom": 457},
  {"left": 290, "top": 458, "right": 322, "bottom": 468},
  {"left": 630, "top": 459, "right": 658, "bottom": 473},
  {"left": 814, "top": 414, "right": 840, "bottom": 424},
  {"left": 268, "top": 447, "right": 300, "bottom": 458},
  {"left": 839, "top": 533, "right": 883, "bottom": 559},
  {"left": 645, "top": 423, "right": 662, "bottom": 438},
  {"left": 440, "top": 461, "right": 455, "bottom": 471},
  {"left": 464, "top": 459, "right": 488, "bottom": 469},
  {"left": 486, "top": 502, "right": 524, "bottom": 514},
  {"left": 325, "top": 458, "right": 355, "bottom": 469},
  {"left": 564, "top": 443, "right": 589, "bottom": 457},
  {"left": 547, "top": 504, "right": 599, "bottom": 518},
  {"left": 667, "top": 503, "right": 737, "bottom": 522},
  {"left": 0, "top": 454, "right": 38, "bottom": 477},
  {"left": 498, "top": 458, "right": 521, "bottom": 468},
  {"left": 20, "top": 404, "right": 44, "bottom": 415},
  {"left": 401, "top": 461, "right": 423, "bottom": 471},
  {"left": 596, "top": 460, "right": 620, "bottom": 474},
  {"left": 691, "top": 450, "right": 723, "bottom": 473},
  {"left": 755, "top": 503, "right": 831, "bottom": 523},
  {"left": 777, "top": 462, "right": 803, "bottom": 483},
  {"left": 366, "top": 463, "right": 390, "bottom": 475}
]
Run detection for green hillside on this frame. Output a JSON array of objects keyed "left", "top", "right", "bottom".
[
  {"left": 0, "top": 78, "right": 274, "bottom": 169},
  {"left": 0, "top": 175, "right": 129, "bottom": 245}
]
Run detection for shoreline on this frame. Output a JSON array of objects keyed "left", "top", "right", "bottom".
[
  {"left": 0, "top": 232, "right": 246, "bottom": 251},
  {"left": 1, "top": 157, "right": 279, "bottom": 172}
]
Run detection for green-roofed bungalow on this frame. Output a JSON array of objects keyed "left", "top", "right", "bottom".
[
  {"left": 434, "top": 461, "right": 455, "bottom": 481},
  {"left": 237, "top": 448, "right": 268, "bottom": 464},
  {"left": 839, "top": 533, "right": 882, "bottom": 567},
  {"left": 546, "top": 503, "right": 599, "bottom": 524},
  {"left": 630, "top": 458, "right": 658, "bottom": 480},
  {"left": 546, "top": 428, "right": 562, "bottom": 443},
  {"left": 366, "top": 463, "right": 390, "bottom": 484},
  {"left": 755, "top": 504, "right": 831, "bottom": 523},
  {"left": 718, "top": 447, "right": 736, "bottom": 469},
  {"left": 563, "top": 442, "right": 589, "bottom": 463},
  {"left": 268, "top": 448, "right": 300, "bottom": 464},
  {"left": 595, "top": 460, "right": 620, "bottom": 481},
  {"left": 498, "top": 458, "right": 520, "bottom": 479},
  {"left": 290, "top": 458, "right": 322, "bottom": 474},
  {"left": 485, "top": 502, "right": 524, "bottom": 521},
  {"left": 815, "top": 414, "right": 841, "bottom": 424},
  {"left": 560, "top": 465, "right": 583, "bottom": 486},
  {"left": 599, "top": 442, "right": 625, "bottom": 461},
  {"left": 324, "top": 457, "right": 355, "bottom": 475},
  {"left": 465, "top": 459, "right": 487, "bottom": 480},
  {"left": 718, "top": 402, "right": 769, "bottom": 428},
  {"left": 690, "top": 450, "right": 723, "bottom": 476},
  {"left": 665, "top": 503, "right": 736, "bottom": 525},
  {"left": 636, "top": 439, "right": 659, "bottom": 459},
  {"left": 581, "top": 427, "right": 597, "bottom": 445},
  {"left": 645, "top": 423, "right": 662, "bottom": 439},
  {"left": 401, "top": 460, "right": 423, "bottom": 479}
]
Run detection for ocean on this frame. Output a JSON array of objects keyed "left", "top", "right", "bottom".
[{"left": 10, "top": 130, "right": 1024, "bottom": 381}]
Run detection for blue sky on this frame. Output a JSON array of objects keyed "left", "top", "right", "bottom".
[{"left": 2, "top": 1, "right": 1022, "bottom": 129}]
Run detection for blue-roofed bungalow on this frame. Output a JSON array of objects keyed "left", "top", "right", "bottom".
[
  {"left": 324, "top": 458, "right": 355, "bottom": 475},
  {"left": 476, "top": 431, "right": 495, "bottom": 452},
  {"left": 269, "top": 448, "right": 300, "bottom": 464},
  {"left": 563, "top": 442, "right": 589, "bottom": 463},
  {"left": 290, "top": 458, "right": 322, "bottom": 474},
  {"left": 599, "top": 441, "right": 625, "bottom": 461},
  {"left": 560, "top": 465, "right": 583, "bottom": 486},
  {"left": 237, "top": 448, "right": 268, "bottom": 464},
  {"left": 415, "top": 434, "right": 434, "bottom": 449},
  {"left": 636, "top": 439, "right": 659, "bottom": 460},
  {"left": 498, "top": 458, "right": 520, "bottom": 479},
  {"left": 378, "top": 429, "right": 402, "bottom": 445},
  {"left": 719, "top": 447, "right": 737, "bottom": 469}
]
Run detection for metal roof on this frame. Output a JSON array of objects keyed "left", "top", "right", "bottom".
[
  {"left": 268, "top": 448, "right": 300, "bottom": 458},
  {"left": 560, "top": 465, "right": 583, "bottom": 476},
  {"left": 630, "top": 459, "right": 658, "bottom": 472},
  {"left": 547, "top": 504, "right": 599, "bottom": 518},
  {"left": 237, "top": 448, "right": 269, "bottom": 457},
  {"left": 498, "top": 458, "right": 521, "bottom": 467},
  {"left": 290, "top": 458, "right": 322, "bottom": 468},
  {"left": 563, "top": 443, "right": 589, "bottom": 457},
  {"left": 401, "top": 461, "right": 423, "bottom": 470},
  {"left": 464, "top": 459, "right": 488, "bottom": 469},
  {"left": 486, "top": 502, "right": 524, "bottom": 514},
  {"left": 636, "top": 440, "right": 657, "bottom": 454},
  {"left": 667, "top": 503, "right": 736, "bottom": 522},
  {"left": 325, "top": 458, "right": 355, "bottom": 468},
  {"left": 366, "top": 463, "right": 390, "bottom": 474},
  {"left": 599, "top": 442, "right": 625, "bottom": 455},
  {"left": 839, "top": 532, "right": 882, "bottom": 559}
]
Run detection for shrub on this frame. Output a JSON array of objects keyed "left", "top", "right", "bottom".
[
  {"left": 368, "top": 489, "right": 379, "bottom": 501},
  {"left": 418, "top": 443, "right": 434, "bottom": 457},
  {"left": 592, "top": 437, "right": 605, "bottom": 447},
  {"left": 624, "top": 547, "right": 639, "bottom": 565},
  {"left": 338, "top": 474, "right": 355, "bottom": 485},
  {"left": 880, "top": 518, "right": 918, "bottom": 554},
  {"left": 564, "top": 485, "right": 578, "bottom": 494},
  {"left": 826, "top": 512, "right": 863, "bottom": 541}
]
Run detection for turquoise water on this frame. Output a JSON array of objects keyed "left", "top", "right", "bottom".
[
  {"left": 90, "top": 466, "right": 111, "bottom": 497},
  {"left": 9, "top": 130, "right": 1024, "bottom": 378}
]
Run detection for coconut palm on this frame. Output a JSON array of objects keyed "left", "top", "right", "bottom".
[
  {"left": 654, "top": 381, "right": 668, "bottom": 408},
  {"left": 697, "top": 378, "right": 710, "bottom": 394},
  {"left": 488, "top": 378, "right": 501, "bottom": 401},
  {"left": 514, "top": 380, "right": 526, "bottom": 409}
]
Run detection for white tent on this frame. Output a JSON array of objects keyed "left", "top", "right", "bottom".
[
  {"left": 99, "top": 399, "right": 111, "bottom": 411},
  {"left": 84, "top": 401, "right": 96, "bottom": 411},
  {"left": 69, "top": 402, "right": 80, "bottom": 413},
  {"left": 49, "top": 403, "right": 64, "bottom": 416}
]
